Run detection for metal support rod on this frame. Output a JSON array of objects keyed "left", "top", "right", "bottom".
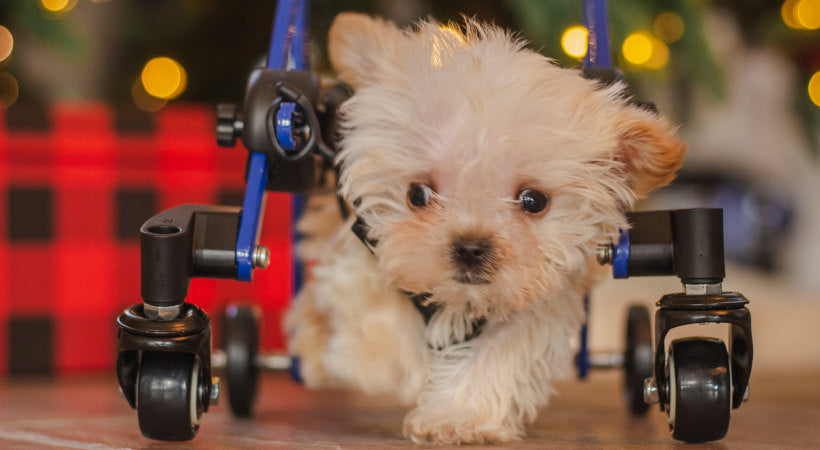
[
  {"left": 584, "top": 0, "right": 612, "bottom": 68},
  {"left": 236, "top": 0, "right": 311, "bottom": 283},
  {"left": 236, "top": 153, "right": 270, "bottom": 281}
]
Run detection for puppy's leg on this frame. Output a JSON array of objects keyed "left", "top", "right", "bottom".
[
  {"left": 285, "top": 193, "right": 347, "bottom": 387},
  {"left": 403, "top": 302, "right": 580, "bottom": 444},
  {"left": 284, "top": 281, "right": 339, "bottom": 388},
  {"left": 313, "top": 236, "right": 427, "bottom": 402},
  {"left": 289, "top": 231, "right": 428, "bottom": 400}
]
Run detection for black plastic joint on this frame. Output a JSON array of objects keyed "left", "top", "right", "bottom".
[
  {"left": 216, "top": 103, "right": 241, "bottom": 147},
  {"left": 140, "top": 205, "right": 241, "bottom": 307},
  {"left": 192, "top": 210, "right": 241, "bottom": 278},
  {"left": 672, "top": 208, "right": 725, "bottom": 284},
  {"left": 625, "top": 210, "right": 674, "bottom": 277},
  {"left": 623, "top": 208, "right": 725, "bottom": 284},
  {"left": 241, "top": 68, "right": 319, "bottom": 156}
]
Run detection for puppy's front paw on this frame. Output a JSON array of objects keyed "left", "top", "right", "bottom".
[
  {"left": 403, "top": 409, "right": 521, "bottom": 445},
  {"left": 284, "top": 297, "right": 336, "bottom": 388}
]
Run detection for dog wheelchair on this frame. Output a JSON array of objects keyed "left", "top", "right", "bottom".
[{"left": 115, "top": 0, "right": 752, "bottom": 443}]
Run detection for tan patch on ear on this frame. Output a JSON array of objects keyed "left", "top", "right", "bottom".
[
  {"left": 616, "top": 108, "right": 686, "bottom": 198},
  {"left": 328, "top": 13, "right": 406, "bottom": 89}
]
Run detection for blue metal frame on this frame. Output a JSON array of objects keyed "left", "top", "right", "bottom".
[
  {"left": 612, "top": 230, "right": 630, "bottom": 279},
  {"left": 576, "top": 295, "right": 591, "bottom": 378},
  {"left": 275, "top": 102, "right": 298, "bottom": 150},
  {"left": 236, "top": 153, "right": 271, "bottom": 281},
  {"left": 236, "top": 0, "right": 310, "bottom": 281},
  {"left": 577, "top": 0, "right": 612, "bottom": 378},
  {"left": 583, "top": 0, "right": 612, "bottom": 68}
]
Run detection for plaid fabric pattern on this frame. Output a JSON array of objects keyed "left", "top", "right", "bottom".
[{"left": 1, "top": 102, "right": 293, "bottom": 375}]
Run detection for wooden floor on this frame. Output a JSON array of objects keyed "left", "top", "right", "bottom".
[
  {"left": 2, "top": 263, "right": 818, "bottom": 448},
  {"left": 0, "top": 368, "right": 817, "bottom": 449}
]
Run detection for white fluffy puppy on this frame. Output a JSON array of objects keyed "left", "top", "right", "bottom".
[{"left": 286, "top": 13, "right": 685, "bottom": 444}]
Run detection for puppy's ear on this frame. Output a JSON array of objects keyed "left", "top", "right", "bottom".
[
  {"left": 328, "top": 13, "right": 407, "bottom": 89},
  {"left": 615, "top": 105, "right": 686, "bottom": 198}
]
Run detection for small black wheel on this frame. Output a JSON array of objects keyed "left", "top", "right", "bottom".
[
  {"left": 137, "top": 352, "right": 203, "bottom": 441},
  {"left": 624, "top": 305, "right": 653, "bottom": 415},
  {"left": 667, "top": 337, "right": 731, "bottom": 443},
  {"left": 222, "top": 303, "right": 261, "bottom": 417}
]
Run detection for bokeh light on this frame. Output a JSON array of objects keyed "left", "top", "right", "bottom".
[
  {"left": 784, "top": 0, "right": 820, "bottom": 29},
  {"left": 782, "top": 0, "right": 802, "bottom": 28},
  {"left": 644, "top": 39, "right": 670, "bottom": 70},
  {"left": 132, "top": 78, "right": 167, "bottom": 112},
  {"left": 796, "top": 0, "right": 820, "bottom": 29},
  {"left": 622, "top": 32, "right": 653, "bottom": 66},
  {"left": 40, "top": 0, "right": 77, "bottom": 14},
  {"left": 0, "top": 26, "right": 13, "bottom": 63},
  {"left": 561, "top": 25, "right": 588, "bottom": 59},
  {"left": 140, "top": 57, "right": 187, "bottom": 100},
  {"left": 809, "top": 71, "right": 820, "bottom": 107},
  {"left": 654, "top": 12, "right": 685, "bottom": 43},
  {"left": 0, "top": 72, "right": 19, "bottom": 109}
]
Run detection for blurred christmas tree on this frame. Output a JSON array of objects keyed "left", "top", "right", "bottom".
[{"left": 0, "top": 0, "right": 817, "bottom": 155}]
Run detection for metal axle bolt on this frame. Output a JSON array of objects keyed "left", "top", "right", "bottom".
[
  {"left": 643, "top": 377, "right": 659, "bottom": 404},
  {"left": 143, "top": 303, "right": 181, "bottom": 320},
  {"left": 683, "top": 282, "right": 723, "bottom": 295},
  {"left": 597, "top": 244, "right": 613, "bottom": 265},
  {"left": 252, "top": 245, "right": 271, "bottom": 269}
]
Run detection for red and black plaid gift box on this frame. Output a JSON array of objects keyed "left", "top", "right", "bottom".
[{"left": 0, "top": 102, "right": 293, "bottom": 376}]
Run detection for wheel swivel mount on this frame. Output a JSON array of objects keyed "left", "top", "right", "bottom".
[{"left": 599, "top": 208, "right": 753, "bottom": 443}]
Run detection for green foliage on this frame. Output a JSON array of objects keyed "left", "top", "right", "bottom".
[
  {"left": 6, "top": 1, "right": 84, "bottom": 58},
  {"left": 1, "top": 0, "right": 815, "bottom": 156},
  {"left": 505, "top": 0, "right": 724, "bottom": 101}
]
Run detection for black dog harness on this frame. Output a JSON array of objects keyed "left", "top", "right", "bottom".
[{"left": 351, "top": 215, "right": 486, "bottom": 346}]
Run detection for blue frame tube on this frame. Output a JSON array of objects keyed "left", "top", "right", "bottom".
[
  {"left": 236, "top": 153, "right": 271, "bottom": 281},
  {"left": 267, "top": 0, "right": 309, "bottom": 71},
  {"left": 289, "top": 0, "right": 310, "bottom": 293},
  {"left": 237, "top": 0, "right": 310, "bottom": 281},
  {"left": 577, "top": 0, "right": 611, "bottom": 377},
  {"left": 583, "top": 0, "right": 612, "bottom": 68}
]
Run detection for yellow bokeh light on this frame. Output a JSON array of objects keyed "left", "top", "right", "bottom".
[
  {"left": 809, "top": 71, "right": 820, "bottom": 107},
  {"left": 561, "top": 25, "right": 588, "bottom": 59},
  {"left": 0, "top": 26, "right": 13, "bottom": 63},
  {"left": 40, "top": 0, "right": 76, "bottom": 13},
  {"left": 0, "top": 72, "right": 19, "bottom": 109},
  {"left": 796, "top": 0, "right": 820, "bottom": 29},
  {"left": 654, "top": 12, "right": 685, "bottom": 43},
  {"left": 645, "top": 38, "right": 670, "bottom": 70},
  {"left": 622, "top": 32, "right": 654, "bottom": 66},
  {"left": 141, "top": 57, "right": 187, "bottom": 100},
  {"left": 132, "top": 78, "right": 167, "bottom": 112},
  {"left": 782, "top": 0, "right": 802, "bottom": 28}
]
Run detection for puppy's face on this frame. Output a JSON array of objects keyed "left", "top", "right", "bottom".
[{"left": 329, "top": 14, "right": 685, "bottom": 315}]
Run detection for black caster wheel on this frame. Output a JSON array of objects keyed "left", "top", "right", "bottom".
[
  {"left": 137, "top": 351, "right": 204, "bottom": 441},
  {"left": 624, "top": 305, "right": 652, "bottom": 415},
  {"left": 667, "top": 337, "right": 731, "bottom": 443},
  {"left": 222, "top": 303, "right": 261, "bottom": 417}
]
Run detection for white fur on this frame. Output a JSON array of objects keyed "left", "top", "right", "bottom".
[{"left": 286, "top": 14, "right": 685, "bottom": 444}]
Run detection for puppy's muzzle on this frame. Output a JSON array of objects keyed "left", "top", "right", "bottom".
[{"left": 451, "top": 236, "right": 495, "bottom": 284}]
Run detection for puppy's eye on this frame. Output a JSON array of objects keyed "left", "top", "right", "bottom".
[
  {"left": 408, "top": 183, "right": 434, "bottom": 207},
  {"left": 517, "top": 189, "right": 550, "bottom": 214}
]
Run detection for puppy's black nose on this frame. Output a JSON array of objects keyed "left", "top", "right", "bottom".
[{"left": 451, "top": 236, "right": 493, "bottom": 269}]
